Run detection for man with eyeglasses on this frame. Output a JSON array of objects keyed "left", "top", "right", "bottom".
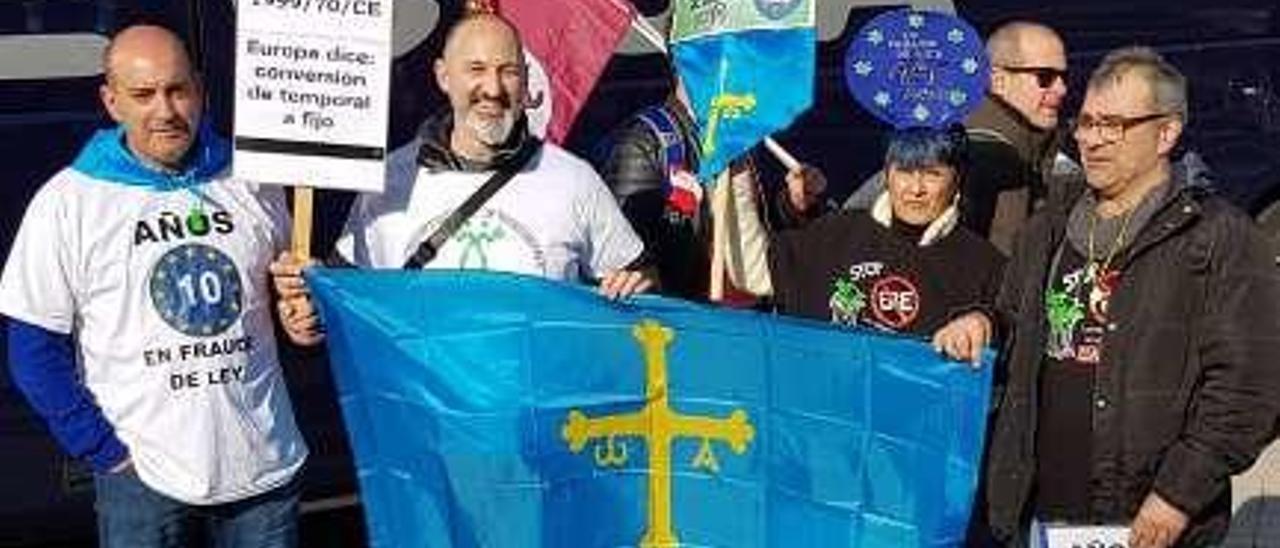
[
  {"left": 935, "top": 46, "right": 1280, "bottom": 547},
  {"left": 845, "top": 21, "right": 1069, "bottom": 255}
]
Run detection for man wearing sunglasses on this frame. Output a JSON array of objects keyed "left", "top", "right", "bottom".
[
  {"left": 963, "top": 21, "right": 1069, "bottom": 255},
  {"left": 845, "top": 21, "right": 1069, "bottom": 255},
  {"left": 937, "top": 46, "right": 1280, "bottom": 548}
]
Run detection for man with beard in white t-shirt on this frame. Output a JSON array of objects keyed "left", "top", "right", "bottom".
[
  {"left": 271, "top": 12, "right": 655, "bottom": 344},
  {"left": 0, "top": 25, "right": 311, "bottom": 548}
]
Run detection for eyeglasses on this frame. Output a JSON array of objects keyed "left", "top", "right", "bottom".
[
  {"left": 998, "top": 65, "right": 1068, "bottom": 89},
  {"left": 1070, "top": 112, "right": 1170, "bottom": 143}
]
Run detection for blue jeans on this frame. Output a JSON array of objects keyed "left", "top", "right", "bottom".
[{"left": 95, "top": 468, "right": 300, "bottom": 548}]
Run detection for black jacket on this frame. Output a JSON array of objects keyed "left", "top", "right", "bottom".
[
  {"left": 595, "top": 99, "right": 709, "bottom": 300},
  {"left": 595, "top": 100, "right": 807, "bottom": 301},
  {"left": 962, "top": 97, "right": 1061, "bottom": 255},
  {"left": 983, "top": 172, "right": 1280, "bottom": 546}
]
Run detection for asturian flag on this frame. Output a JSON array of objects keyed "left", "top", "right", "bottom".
[
  {"left": 307, "top": 269, "right": 994, "bottom": 547},
  {"left": 671, "top": 0, "right": 816, "bottom": 182},
  {"left": 499, "top": 0, "right": 634, "bottom": 143}
]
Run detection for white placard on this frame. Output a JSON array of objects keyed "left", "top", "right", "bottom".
[
  {"left": 1040, "top": 523, "right": 1130, "bottom": 548},
  {"left": 233, "top": 0, "right": 393, "bottom": 192}
]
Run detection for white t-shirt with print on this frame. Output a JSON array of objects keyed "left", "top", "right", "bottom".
[
  {"left": 0, "top": 169, "right": 307, "bottom": 505},
  {"left": 335, "top": 140, "right": 643, "bottom": 279}
]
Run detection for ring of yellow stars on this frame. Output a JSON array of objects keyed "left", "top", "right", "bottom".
[{"left": 561, "top": 319, "right": 754, "bottom": 547}]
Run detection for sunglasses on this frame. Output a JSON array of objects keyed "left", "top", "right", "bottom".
[{"left": 999, "top": 66, "right": 1068, "bottom": 89}]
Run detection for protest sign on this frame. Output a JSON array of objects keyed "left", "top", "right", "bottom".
[{"left": 233, "top": 0, "right": 392, "bottom": 193}]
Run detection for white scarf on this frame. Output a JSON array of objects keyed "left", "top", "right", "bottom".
[{"left": 870, "top": 191, "right": 960, "bottom": 247}]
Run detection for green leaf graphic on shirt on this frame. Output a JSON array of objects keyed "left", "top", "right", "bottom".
[
  {"left": 829, "top": 276, "right": 866, "bottom": 324},
  {"left": 1045, "top": 288, "right": 1084, "bottom": 341},
  {"left": 456, "top": 219, "right": 506, "bottom": 270}
]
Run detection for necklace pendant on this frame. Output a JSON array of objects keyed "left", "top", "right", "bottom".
[
  {"left": 1087, "top": 266, "right": 1121, "bottom": 320},
  {"left": 186, "top": 202, "right": 209, "bottom": 236},
  {"left": 1095, "top": 267, "right": 1119, "bottom": 293}
]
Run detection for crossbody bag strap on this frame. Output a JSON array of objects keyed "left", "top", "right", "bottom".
[{"left": 402, "top": 141, "right": 541, "bottom": 269}]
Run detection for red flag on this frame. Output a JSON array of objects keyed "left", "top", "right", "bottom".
[{"left": 500, "top": 0, "right": 633, "bottom": 143}]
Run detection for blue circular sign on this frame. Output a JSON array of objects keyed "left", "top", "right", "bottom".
[
  {"left": 844, "top": 9, "right": 989, "bottom": 129},
  {"left": 149, "top": 243, "right": 244, "bottom": 337}
]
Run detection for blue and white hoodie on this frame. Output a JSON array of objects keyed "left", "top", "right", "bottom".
[{"left": 0, "top": 123, "right": 307, "bottom": 505}]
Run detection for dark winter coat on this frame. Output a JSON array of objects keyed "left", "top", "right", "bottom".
[{"left": 983, "top": 173, "right": 1280, "bottom": 546}]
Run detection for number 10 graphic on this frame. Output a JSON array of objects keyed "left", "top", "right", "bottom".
[{"left": 149, "top": 244, "right": 245, "bottom": 337}]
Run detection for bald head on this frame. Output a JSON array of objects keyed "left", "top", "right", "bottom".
[
  {"left": 435, "top": 14, "right": 527, "bottom": 160},
  {"left": 987, "top": 22, "right": 1063, "bottom": 67},
  {"left": 986, "top": 21, "right": 1068, "bottom": 129},
  {"left": 100, "top": 25, "right": 203, "bottom": 169},
  {"left": 104, "top": 25, "right": 193, "bottom": 85},
  {"left": 442, "top": 14, "right": 523, "bottom": 61}
]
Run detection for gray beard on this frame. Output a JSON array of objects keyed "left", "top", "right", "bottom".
[{"left": 465, "top": 109, "right": 517, "bottom": 146}]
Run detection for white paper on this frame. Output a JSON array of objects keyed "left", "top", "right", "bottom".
[
  {"left": 233, "top": 0, "right": 393, "bottom": 192},
  {"left": 1040, "top": 523, "right": 1130, "bottom": 548}
]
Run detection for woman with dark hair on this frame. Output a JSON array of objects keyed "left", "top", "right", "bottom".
[{"left": 768, "top": 125, "right": 1005, "bottom": 338}]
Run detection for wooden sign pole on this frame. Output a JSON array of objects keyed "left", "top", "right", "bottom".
[{"left": 291, "top": 186, "right": 314, "bottom": 258}]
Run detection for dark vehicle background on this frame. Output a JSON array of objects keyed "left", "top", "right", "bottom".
[{"left": 2, "top": 1, "right": 1278, "bottom": 546}]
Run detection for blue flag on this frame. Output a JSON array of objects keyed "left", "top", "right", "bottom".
[
  {"left": 307, "top": 269, "right": 992, "bottom": 547},
  {"left": 670, "top": 0, "right": 815, "bottom": 182}
]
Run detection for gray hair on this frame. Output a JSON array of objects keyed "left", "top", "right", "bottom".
[{"left": 1088, "top": 46, "right": 1188, "bottom": 124}]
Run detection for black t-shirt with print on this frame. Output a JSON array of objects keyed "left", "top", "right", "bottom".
[
  {"left": 1035, "top": 241, "right": 1122, "bottom": 521},
  {"left": 768, "top": 211, "right": 1005, "bottom": 337}
]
